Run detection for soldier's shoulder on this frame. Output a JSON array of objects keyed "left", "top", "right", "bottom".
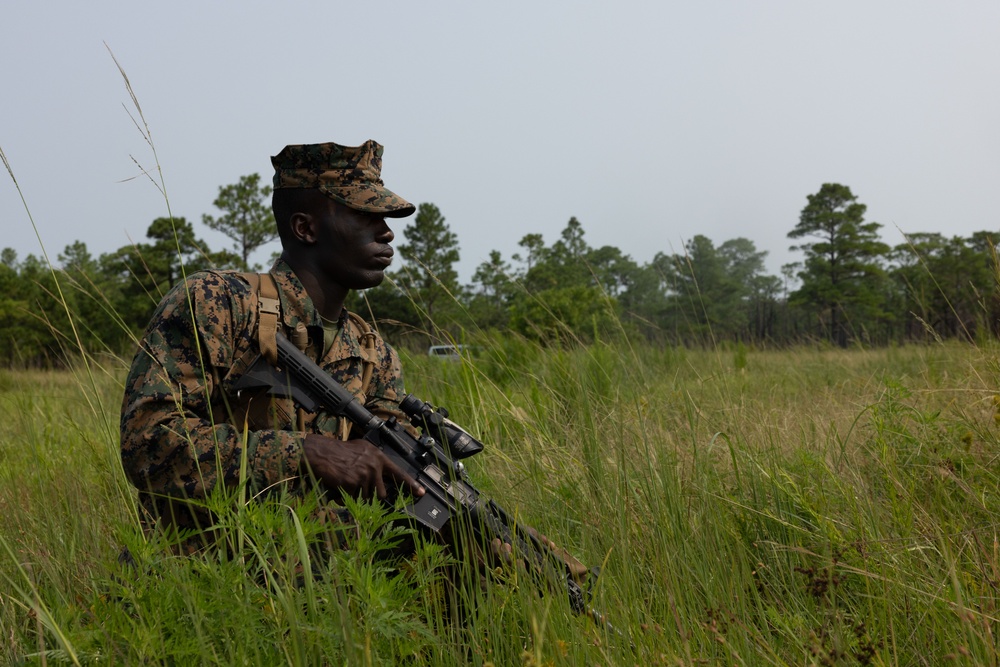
[
  {"left": 173, "top": 269, "right": 256, "bottom": 301},
  {"left": 146, "top": 271, "right": 257, "bottom": 328}
]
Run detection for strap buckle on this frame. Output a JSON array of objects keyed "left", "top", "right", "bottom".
[{"left": 259, "top": 297, "right": 280, "bottom": 316}]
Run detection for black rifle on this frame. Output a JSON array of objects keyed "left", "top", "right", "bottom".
[{"left": 233, "top": 332, "right": 611, "bottom": 628}]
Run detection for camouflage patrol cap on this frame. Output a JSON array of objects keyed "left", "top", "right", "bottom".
[{"left": 270, "top": 140, "right": 415, "bottom": 218}]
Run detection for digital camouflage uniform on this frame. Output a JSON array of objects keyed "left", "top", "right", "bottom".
[
  {"left": 119, "top": 259, "right": 410, "bottom": 543},
  {"left": 120, "top": 140, "right": 416, "bottom": 547}
]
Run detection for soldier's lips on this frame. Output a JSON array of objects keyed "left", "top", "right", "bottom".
[{"left": 371, "top": 252, "right": 394, "bottom": 267}]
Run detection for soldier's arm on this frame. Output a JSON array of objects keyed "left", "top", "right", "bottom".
[{"left": 120, "top": 273, "right": 304, "bottom": 503}]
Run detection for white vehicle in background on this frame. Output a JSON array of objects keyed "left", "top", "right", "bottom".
[{"left": 427, "top": 344, "right": 466, "bottom": 360}]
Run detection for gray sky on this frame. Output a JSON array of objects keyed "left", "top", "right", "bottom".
[{"left": 3, "top": 1, "right": 998, "bottom": 282}]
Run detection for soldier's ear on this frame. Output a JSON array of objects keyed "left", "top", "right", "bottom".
[{"left": 288, "top": 212, "right": 318, "bottom": 244}]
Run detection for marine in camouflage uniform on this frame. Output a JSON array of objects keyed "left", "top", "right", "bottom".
[{"left": 120, "top": 140, "right": 425, "bottom": 548}]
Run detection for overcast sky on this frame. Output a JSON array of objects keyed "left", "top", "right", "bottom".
[{"left": 2, "top": 1, "right": 998, "bottom": 282}]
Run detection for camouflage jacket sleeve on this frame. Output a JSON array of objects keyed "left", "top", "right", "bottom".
[{"left": 120, "top": 272, "right": 303, "bottom": 504}]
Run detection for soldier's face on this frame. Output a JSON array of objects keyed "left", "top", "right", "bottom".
[{"left": 313, "top": 199, "right": 396, "bottom": 291}]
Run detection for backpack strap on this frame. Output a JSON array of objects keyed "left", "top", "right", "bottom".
[{"left": 256, "top": 273, "right": 281, "bottom": 366}]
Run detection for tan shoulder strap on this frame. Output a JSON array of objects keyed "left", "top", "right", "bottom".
[
  {"left": 256, "top": 273, "right": 281, "bottom": 366},
  {"left": 234, "top": 272, "right": 281, "bottom": 362}
]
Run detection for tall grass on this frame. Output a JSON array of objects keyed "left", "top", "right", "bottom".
[{"left": 4, "top": 305, "right": 1000, "bottom": 664}]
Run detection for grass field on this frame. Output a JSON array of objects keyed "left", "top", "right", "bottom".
[{"left": 2, "top": 336, "right": 1000, "bottom": 665}]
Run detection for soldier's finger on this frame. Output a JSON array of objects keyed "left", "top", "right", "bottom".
[
  {"left": 383, "top": 458, "right": 425, "bottom": 497},
  {"left": 491, "top": 538, "right": 509, "bottom": 564}
]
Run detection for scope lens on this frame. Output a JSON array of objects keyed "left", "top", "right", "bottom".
[{"left": 399, "top": 394, "right": 424, "bottom": 416}]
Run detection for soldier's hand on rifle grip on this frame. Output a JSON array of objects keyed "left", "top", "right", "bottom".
[{"left": 301, "top": 434, "right": 425, "bottom": 501}]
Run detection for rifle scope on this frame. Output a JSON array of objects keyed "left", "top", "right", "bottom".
[{"left": 399, "top": 394, "right": 485, "bottom": 460}]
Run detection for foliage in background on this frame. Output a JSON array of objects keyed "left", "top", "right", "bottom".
[
  {"left": 201, "top": 173, "right": 277, "bottom": 271},
  {"left": 3, "top": 180, "right": 1000, "bottom": 365},
  {"left": 787, "top": 183, "right": 892, "bottom": 347}
]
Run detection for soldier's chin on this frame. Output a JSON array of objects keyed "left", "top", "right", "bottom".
[{"left": 353, "top": 270, "right": 387, "bottom": 291}]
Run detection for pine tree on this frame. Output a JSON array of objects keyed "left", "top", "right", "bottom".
[
  {"left": 202, "top": 173, "right": 277, "bottom": 270},
  {"left": 788, "top": 183, "right": 889, "bottom": 346},
  {"left": 393, "top": 203, "right": 461, "bottom": 329}
]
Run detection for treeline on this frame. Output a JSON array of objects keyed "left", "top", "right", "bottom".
[
  {"left": 368, "top": 183, "right": 1000, "bottom": 349},
  {"left": 2, "top": 179, "right": 998, "bottom": 365}
]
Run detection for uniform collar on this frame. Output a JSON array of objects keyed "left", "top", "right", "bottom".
[
  {"left": 268, "top": 257, "right": 322, "bottom": 332},
  {"left": 267, "top": 258, "right": 361, "bottom": 361}
]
